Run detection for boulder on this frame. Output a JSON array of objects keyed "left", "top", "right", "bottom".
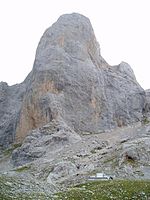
[{"left": 12, "top": 118, "right": 81, "bottom": 166}]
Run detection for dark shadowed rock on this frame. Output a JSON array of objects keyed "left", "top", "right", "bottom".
[
  {"left": 0, "top": 82, "right": 26, "bottom": 148},
  {"left": 144, "top": 89, "right": 150, "bottom": 114}
]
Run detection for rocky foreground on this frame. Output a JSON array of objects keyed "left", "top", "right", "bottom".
[
  {"left": 0, "top": 13, "right": 150, "bottom": 198},
  {"left": 0, "top": 120, "right": 150, "bottom": 198}
]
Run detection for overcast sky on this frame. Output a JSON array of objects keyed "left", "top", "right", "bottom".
[{"left": 0, "top": 0, "right": 150, "bottom": 89}]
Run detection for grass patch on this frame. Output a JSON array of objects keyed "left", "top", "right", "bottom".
[
  {"left": 3, "top": 143, "right": 22, "bottom": 157},
  {"left": 1, "top": 175, "right": 150, "bottom": 199},
  {"left": 13, "top": 143, "right": 22, "bottom": 149},
  {"left": 90, "top": 149, "right": 97, "bottom": 154},
  {"left": 14, "top": 165, "right": 31, "bottom": 172},
  {"left": 3, "top": 148, "right": 14, "bottom": 156},
  {"left": 0, "top": 191, "right": 51, "bottom": 200},
  {"left": 56, "top": 180, "right": 150, "bottom": 200},
  {"left": 142, "top": 117, "right": 150, "bottom": 125}
]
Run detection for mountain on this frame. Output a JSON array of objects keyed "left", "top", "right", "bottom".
[
  {"left": 0, "top": 13, "right": 150, "bottom": 197},
  {"left": 0, "top": 13, "right": 146, "bottom": 147}
]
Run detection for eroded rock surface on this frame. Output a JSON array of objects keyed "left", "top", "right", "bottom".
[
  {"left": 12, "top": 118, "right": 81, "bottom": 166},
  {"left": 10, "top": 121, "right": 150, "bottom": 188},
  {"left": 0, "top": 82, "right": 25, "bottom": 148},
  {"left": 14, "top": 13, "right": 145, "bottom": 142}
]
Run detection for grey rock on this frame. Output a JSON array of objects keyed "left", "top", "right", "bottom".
[
  {"left": 120, "top": 137, "right": 150, "bottom": 164},
  {"left": 144, "top": 89, "right": 150, "bottom": 114},
  {"left": 47, "top": 161, "right": 77, "bottom": 184},
  {"left": 1, "top": 115, "right": 150, "bottom": 194},
  {"left": 12, "top": 118, "right": 81, "bottom": 166},
  {"left": 11, "top": 119, "right": 150, "bottom": 188},
  {"left": 15, "top": 13, "right": 145, "bottom": 142},
  {"left": 0, "top": 82, "right": 26, "bottom": 148}
]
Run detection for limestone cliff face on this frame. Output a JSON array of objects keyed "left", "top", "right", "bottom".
[
  {"left": 0, "top": 82, "right": 25, "bottom": 147},
  {"left": 0, "top": 13, "right": 146, "bottom": 146},
  {"left": 15, "top": 13, "right": 145, "bottom": 142}
]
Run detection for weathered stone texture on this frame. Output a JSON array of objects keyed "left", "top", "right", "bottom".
[
  {"left": 0, "top": 13, "right": 146, "bottom": 146},
  {"left": 0, "top": 82, "right": 25, "bottom": 147},
  {"left": 16, "top": 13, "right": 145, "bottom": 142}
]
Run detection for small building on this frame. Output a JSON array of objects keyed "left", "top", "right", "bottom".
[{"left": 88, "top": 173, "right": 113, "bottom": 180}]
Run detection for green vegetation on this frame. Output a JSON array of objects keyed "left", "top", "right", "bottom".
[
  {"left": 13, "top": 143, "right": 22, "bottom": 149},
  {"left": 142, "top": 117, "right": 150, "bottom": 125},
  {"left": 90, "top": 149, "right": 97, "bottom": 154},
  {"left": 3, "top": 148, "right": 14, "bottom": 156},
  {"left": 14, "top": 165, "right": 31, "bottom": 172},
  {"left": 56, "top": 180, "right": 150, "bottom": 200},
  {"left": 3, "top": 143, "right": 22, "bottom": 156},
  {"left": 0, "top": 192, "right": 51, "bottom": 200},
  {"left": 0, "top": 175, "right": 150, "bottom": 200},
  {"left": 0, "top": 175, "right": 52, "bottom": 200}
]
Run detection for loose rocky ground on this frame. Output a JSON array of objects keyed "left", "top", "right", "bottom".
[{"left": 0, "top": 120, "right": 150, "bottom": 198}]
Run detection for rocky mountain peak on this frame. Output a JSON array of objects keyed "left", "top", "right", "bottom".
[
  {"left": 34, "top": 13, "right": 107, "bottom": 72},
  {"left": 0, "top": 13, "right": 146, "bottom": 146}
]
